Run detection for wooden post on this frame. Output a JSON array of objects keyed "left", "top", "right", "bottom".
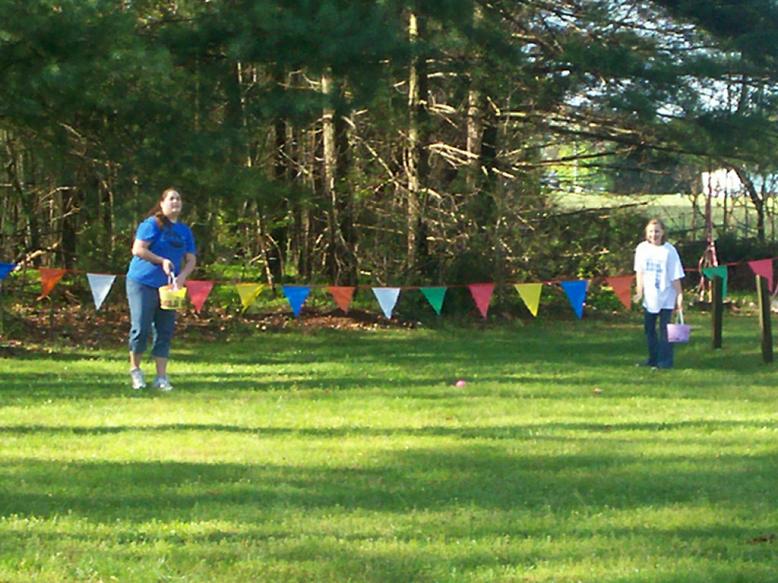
[
  {"left": 756, "top": 275, "right": 773, "bottom": 364},
  {"left": 711, "top": 275, "right": 723, "bottom": 349}
]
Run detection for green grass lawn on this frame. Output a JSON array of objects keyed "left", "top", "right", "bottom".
[{"left": 1, "top": 313, "right": 777, "bottom": 582}]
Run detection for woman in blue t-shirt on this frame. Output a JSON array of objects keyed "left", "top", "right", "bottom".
[{"left": 126, "top": 188, "right": 196, "bottom": 390}]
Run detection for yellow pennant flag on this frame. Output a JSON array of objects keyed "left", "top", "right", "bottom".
[
  {"left": 235, "top": 283, "right": 263, "bottom": 311},
  {"left": 514, "top": 283, "right": 543, "bottom": 317}
]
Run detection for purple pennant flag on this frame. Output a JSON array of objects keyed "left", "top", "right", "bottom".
[
  {"left": 282, "top": 285, "right": 312, "bottom": 317},
  {"left": 560, "top": 280, "right": 588, "bottom": 319},
  {"left": 0, "top": 263, "right": 15, "bottom": 280}
]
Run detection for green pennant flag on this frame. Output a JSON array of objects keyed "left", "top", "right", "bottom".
[
  {"left": 420, "top": 287, "right": 447, "bottom": 315},
  {"left": 702, "top": 266, "right": 728, "bottom": 298}
]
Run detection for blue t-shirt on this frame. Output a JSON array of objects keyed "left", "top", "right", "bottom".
[{"left": 127, "top": 217, "right": 196, "bottom": 288}]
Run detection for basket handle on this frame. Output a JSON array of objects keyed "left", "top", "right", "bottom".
[
  {"left": 676, "top": 308, "right": 684, "bottom": 325},
  {"left": 168, "top": 271, "right": 178, "bottom": 290}
]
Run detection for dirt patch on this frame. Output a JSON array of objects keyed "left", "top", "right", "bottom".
[{"left": 0, "top": 305, "right": 415, "bottom": 349}]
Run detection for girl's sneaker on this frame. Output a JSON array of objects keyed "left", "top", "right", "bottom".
[
  {"left": 130, "top": 368, "right": 146, "bottom": 390},
  {"left": 153, "top": 376, "right": 174, "bottom": 392}
]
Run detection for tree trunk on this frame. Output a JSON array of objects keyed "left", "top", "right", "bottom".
[
  {"left": 321, "top": 72, "right": 356, "bottom": 285},
  {"left": 406, "top": 11, "right": 431, "bottom": 279},
  {"left": 733, "top": 165, "right": 766, "bottom": 242}
]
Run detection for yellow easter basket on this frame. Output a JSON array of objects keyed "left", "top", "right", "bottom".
[{"left": 159, "top": 275, "right": 187, "bottom": 311}]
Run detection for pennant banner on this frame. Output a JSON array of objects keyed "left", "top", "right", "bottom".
[
  {"left": 468, "top": 283, "right": 495, "bottom": 319},
  {"left": 372, "top": 287, "right": 400, "bottom": 319},
  {"left": 514, "top": 283, "right": 542, "bottom": 317},
  {"left": 748, "top": 259, "right": 773, "bottom": 293},
  {"left": 605, "top": 275, "right": 634, "bottom": 310},
  {"left": 283, "top": 285, "right": 311, "bottom": 317},
  {"left": 235, "top": 283, "right": 263, "bottom": 311},
  {"left": 86, "top": 273, "right": 116, "bottom": 311},
  {"left": 420, "top": 287, "right": 447, "bottom": 315},
  {"left": 561, "top": 280, "right": 588, "bottom": 319},
  {"left": 328, "top": 286, "right": 355, "bottom": 313},
  {"left": 39, "top": 268, "right": 67, "bottom": 298},
  {"left": 0, "top": 263, "right": 15, "bottom": 280},
  {"left": 186, "top": 280, "right": 215, "bottom": 313},
  {"left": 702, "top": 266, "right": 728, "bottom": 298}
]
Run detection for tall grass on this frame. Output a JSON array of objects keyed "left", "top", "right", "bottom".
[{"left": 1, "top": 313, "right": 777, "bottom": 582}]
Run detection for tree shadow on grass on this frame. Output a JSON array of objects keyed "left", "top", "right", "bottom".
[
  {"left": 0, "top": 443, "right": 776, "bottom": 581},
  {"left": 1, "top": 444, "right": 775, "bottom": 520}
]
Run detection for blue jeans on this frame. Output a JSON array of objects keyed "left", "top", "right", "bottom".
[
  {"left": 126, "top": 278, "right": 176, "bottom": 359},
  {"left": 644, "top": 309, "right": 673, "bottom": 368}
]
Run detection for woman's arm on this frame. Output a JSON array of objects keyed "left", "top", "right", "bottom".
[
  {"left": 176, "top": 253, "right": 197, "bottom": 285},
  {"left": 132, "top": 239, "right": 174, "bottom": 275}
]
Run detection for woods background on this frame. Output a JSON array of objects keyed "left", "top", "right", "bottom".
[{"left": 2, "top": 0, "right": 778, "bottom": 298}]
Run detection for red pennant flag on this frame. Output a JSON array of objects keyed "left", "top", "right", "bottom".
[
  {"left": 748, "top": 259, "right": 774, "bottom": 293},
  {"left": 468, "top": 283, "right": 495, "bottom": 319},
  {"left": 39, "top": 268, "right": 67, "bottom": 298},
  {"left": 328, "top": 286, "right": 355, "bottom": 313},
  {"left": 186, "top": 280, "right": 215, "bottom": 313},
  {"left": 605, "top": 275, "right": 634, "bottom": 310}
]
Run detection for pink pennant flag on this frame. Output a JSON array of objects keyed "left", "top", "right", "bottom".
[
  {"left": 39, "top": 268, "right": 67, "bottom": 298},
  {"left": 605, "top": 275, "right": 634, "bottom": 310},
  {"left": 186, "top": 280, "right": 215, "bottom": 313},
  {"left": 748, "top": 259, "right": 774, "bottom": 293},
  {"left": 468, "top": 283, "right": 495, "bottom": 319},
  {"left": 328, "top": 286, "right": 356, "bottom": 313}
]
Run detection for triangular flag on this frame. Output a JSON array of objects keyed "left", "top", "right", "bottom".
[
  {"left": 514, "top": 283, "right": 543, "bottom": 317},
  {"left": 186, "top": 280, "right": 215, "bottom": 313},
  {"left": 235, "top": 283, "right": 263, "bottom": 311},
  {"left": 283, "top": 285, "right": 311, "bottom": 317},
  {"left": 605, "top": 275, "right": 634, "bottom": 310},
  {"left": 86, "top": 273, "right": 116, "bottom": 311},
  {"left": 468, "top": 283, "right": 495, "bottom": 319},
  {"left": 420, "top": 287, "right": 447, "bottom": 315},
  {"left": 702, "top": 266, "right": 728, "bottom": 298},
  {"left": 39, "top": 268, "right": 67, "bottom": 298},
  {"left": 561, "top": 280, "right": 588, "bottom": 319},
  {"left": 328, "top": 286, "right": 355, "bottom": 313},
  {"left": 0, "top": 263, "right": 15, "bottom": 280},
  {"left": 748, "top": 259, "right": 773, "bottom": 293},
  {"left": 372, "top": 287, "right": 400, "bottom": 319}
]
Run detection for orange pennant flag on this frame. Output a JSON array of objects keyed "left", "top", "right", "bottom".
[
  {"left": 605, "top": 275, "right": 634, "bottom": 310},
  {"left": 186, "top": 280, "right": 215, "bottom": 313},
  {"left": 328, "top": 286, "right": 356, "bottom": 313},
  {"left": 39, "top": 268, "right": 67, "bottom": 298}
]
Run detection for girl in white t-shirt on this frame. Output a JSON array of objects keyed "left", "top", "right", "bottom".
[{"left": 633, "top": 218, "right": 685, "bottom": 368}]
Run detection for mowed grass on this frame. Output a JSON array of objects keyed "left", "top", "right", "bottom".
[{"left": 1, "top": 313, "right": 777, "bottom": 582}]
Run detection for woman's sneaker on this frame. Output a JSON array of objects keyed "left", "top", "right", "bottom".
[
  {"left": 130, "top": 368, "right": 146, "bottom": 390},
  {"left": 153, "top": 376, "right": 174, "bottom": 392}
]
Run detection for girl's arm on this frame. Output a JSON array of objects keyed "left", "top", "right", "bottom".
[
  {"left": 633, "top": 271, "right": 644, "bottom": 303},
  {"left": 672, "top": 278, "right": 683, "bottom": 311}
]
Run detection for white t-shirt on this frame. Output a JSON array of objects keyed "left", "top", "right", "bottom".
[{"left": 634, "top": 241, "right": 685, "bottom": 313}]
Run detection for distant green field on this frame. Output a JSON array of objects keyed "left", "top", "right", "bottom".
[{"left": 555, "top": 192, "right": 778, "bottom": 241}]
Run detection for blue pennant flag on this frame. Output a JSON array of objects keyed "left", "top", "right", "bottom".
[
  {"left": 0, "top": 263, "right": 15, "bottom": 280},
  {"left": 282, "top": 285, "right": 312, "bottom": 317},
  {"left": 372, "top": 287, "right": 401, "bottom": 319},
  {"left": 561, "top": 280, "right": 588, "bottom": 319}
]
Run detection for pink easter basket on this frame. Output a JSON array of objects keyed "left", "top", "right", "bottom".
[{"left": 667, "top": 310, "right": 691, "bottom": 343}]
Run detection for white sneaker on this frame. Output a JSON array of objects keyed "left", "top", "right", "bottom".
[
  {"left": 153, "top": 376, "right": 174, "bottom": 391},
  {"left": 130, "top": 368, "right": 146, "bottom": 390}
]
